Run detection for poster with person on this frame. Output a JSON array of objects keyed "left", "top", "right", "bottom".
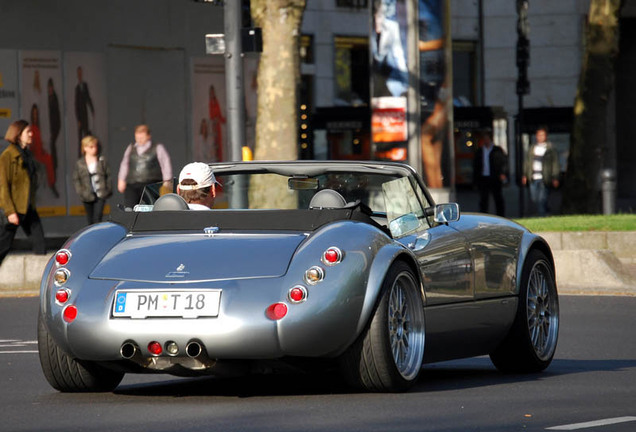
[
  {"left": 0, "top": 50, "right": 19, "bottom": 151},
  {"left": 63, "top": 52, "right": 109, "bottom": 217},
  {"left": 19, "top": 50, "right": 66, "bottom": 216}
]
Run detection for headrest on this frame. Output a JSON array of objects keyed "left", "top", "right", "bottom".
[
  {"left": 309, "top": 189, "right": 347, "bottom": 209},
  {"left": 153, "top": 193, "right": 189, "bottom": 211}
]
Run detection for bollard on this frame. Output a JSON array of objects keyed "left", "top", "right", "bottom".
[{"left": 601, "top": 168, "right": 616, "bottom": 215}]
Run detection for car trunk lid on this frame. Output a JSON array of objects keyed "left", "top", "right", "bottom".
[{"left": 89, "top": 232, "right": 307, "bottom": 283}]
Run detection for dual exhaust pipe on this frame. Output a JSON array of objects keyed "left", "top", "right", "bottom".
[{"left": 120, "top": 341, "right": 204, "bottom": 359}]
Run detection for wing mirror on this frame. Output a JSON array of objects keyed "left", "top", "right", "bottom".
[{"left": 433, "top": 203, "right": 460, "bottom": 223}]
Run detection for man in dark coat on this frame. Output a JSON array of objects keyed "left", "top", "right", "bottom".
[{"left": 473, "top": 131, "right": 508, "bottom": 217}]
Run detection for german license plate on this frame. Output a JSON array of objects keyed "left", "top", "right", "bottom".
[{"left": 113, "top": 290, "right": 221, "bottom": 319}]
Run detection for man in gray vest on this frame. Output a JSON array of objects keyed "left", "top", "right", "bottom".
[{"left": 117, "top": 124, "right": 172, "bottom": 209}]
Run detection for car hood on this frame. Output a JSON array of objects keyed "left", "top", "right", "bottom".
[{"left": 89, "top": 233, "right": 307, "bottom": 283}]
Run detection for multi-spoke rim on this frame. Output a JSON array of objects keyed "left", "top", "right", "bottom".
[
  {"left": 388, "top": 271, "right": 425, "bottom": 380},
  {"left": 526, "top": 260, "right": 559, "bottom": 361}
]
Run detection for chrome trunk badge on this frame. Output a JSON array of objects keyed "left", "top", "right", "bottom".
[{"left": 166, "top": 264, "right": 189, "bottom": 278}]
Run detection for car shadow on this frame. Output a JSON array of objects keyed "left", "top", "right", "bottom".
[{"left": 113, "top": 357, "right": 636, "bottom": 398}]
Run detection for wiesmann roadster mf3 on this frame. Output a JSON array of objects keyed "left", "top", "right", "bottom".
[{"left": 38, "top": 161, "right": 559, "bottom": 393}]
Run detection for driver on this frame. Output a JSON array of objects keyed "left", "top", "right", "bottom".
[{"left": 176, "top": 162, "right": 218, "bottom": 210}]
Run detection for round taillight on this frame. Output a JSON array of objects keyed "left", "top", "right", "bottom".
[
  {"left": 55, "top": 288, "right": 70, "bottom": 304},
  {"left": 322, "top": 247, "right": 343, "bottom": 265},
  {"left": 305, "top": 266, "right": 324, "bottom": 285},
  {"left": 62, "top": 305, "right": 78, "bottom": 323},
  {"left": 288, "top": 286, "right": 308, "bottom": 303},
  {"left": 148, "top": 341, "right": 163, "bottom": 356},
  {"left": 55, "top": 250, "right": 71, "bottom": 266},
  {"left": 54, "top": 268, "right": 70, "bottom": 286},
  {"left": 165, "top": 341, "right": 179, "bottom": 356},
  {"left": 265, "top": 303, "right": 288, "bottom": 320}
]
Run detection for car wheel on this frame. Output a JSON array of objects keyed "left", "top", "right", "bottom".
[
  {"left": 37, "top": 311, "right": 124, "bottom": 392},
  {"left": 490, "top": 249, "right": 559, "bottom": 373},
  {"left": 340, "top": 261, "right": 425, "bottom": 392}
]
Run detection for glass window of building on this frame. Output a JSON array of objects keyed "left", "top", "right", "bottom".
[{"left": 334, "top": 36, "right": 369, "bottom": 106}]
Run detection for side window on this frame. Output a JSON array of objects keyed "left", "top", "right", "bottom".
[{"left": 382, "top": 177, "right": 428, "bottom": 238}]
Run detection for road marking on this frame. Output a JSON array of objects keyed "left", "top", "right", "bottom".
[
  {"left": 0, "top": 340, "right": 37, "bottom": 354},
  {"left": 547, "top": 416, "right": 636, "bottom": 430}
]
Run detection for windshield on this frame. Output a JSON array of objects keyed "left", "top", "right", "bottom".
[{"left": 139, "top": 170, "right": 432, "bottom": 215}]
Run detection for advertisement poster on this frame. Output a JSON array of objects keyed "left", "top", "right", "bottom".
[
  {"left": 191, "top": 56, "right": 228, "bottom": 164},
  {"left": 63, "top": 52, "right": 109, "bottom": 217},
  {"left": 418, "top": 0, "right": 452, "bottom": 189},
  {"left": 19, "top": 50, "right": 66, "bottom": 216},
  {"left": 0, "top": 50, "right": 19, "bottom": 149},
  {"left": 371, "top": 0, "right": 408, "bottom": 156}
]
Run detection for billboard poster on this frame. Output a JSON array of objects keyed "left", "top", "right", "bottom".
[
  {"left": 19, "top": 50, "right": 66, "bottom": 216},
  {"left": 63, "top": 52, "right": 109, "bottom": 217},
  {"left": 0, "top": 50, "right": 19, "bottom": 151},
  {"left": 191, "top": 56, "right": 228, "bottom": 164},
  {"left": 418, "top": 0, "right": 453, "bottom": 189},
  {"left": 371, "top": 0, "right": 409, "bottom": 159}
]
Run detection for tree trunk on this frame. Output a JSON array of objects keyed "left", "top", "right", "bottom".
[
  {"left": 562, "top": 0, "right": 623, "bottom": 214},
  {"left": 249, "top": 0, "right": 306, "bottom": 208}
]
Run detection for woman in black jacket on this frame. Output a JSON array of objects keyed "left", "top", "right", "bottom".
[{"left": 72, "top": 135, "right": 112, "bottom": 224}]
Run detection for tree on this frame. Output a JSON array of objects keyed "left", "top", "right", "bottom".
[
  {"left": 249, "top": 0, "right": 306, "bottom": 208},
  {"left": 562, "top": 0, "right": 624, "bottom": 214}
]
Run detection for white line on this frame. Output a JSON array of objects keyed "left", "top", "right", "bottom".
[
  {"left": 547, "top": 416, "right": 636, "bottom": 430},
  {"left": 0, "top": 350, "right": 38, "bottom": 354}
]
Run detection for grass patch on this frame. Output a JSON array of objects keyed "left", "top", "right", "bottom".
[{"left": 513, "top": 214, "right": 636, "bottom": 232}]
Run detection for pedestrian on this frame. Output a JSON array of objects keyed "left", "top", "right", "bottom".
[
  {"left": 176, "top": 162, "right": 218, "bottom": 210},
  {"left": 72, "top": 135, "right": 112, "bottom": 224},
  {"left": 0, "top": 120, "right": 46, "bottom": 267},
  {"left": 117, "top": 124, "right": 173, "bottom": 209},
  {"left": 522, "top": 126, "right": 560, "bottom": 217},
  {"left": 473, "top": 131, "right": 508, "bottom": 216}
]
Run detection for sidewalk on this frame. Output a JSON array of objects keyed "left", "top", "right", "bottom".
[{"left": 1, "top": 231, "right": 635, "bottom": 298}]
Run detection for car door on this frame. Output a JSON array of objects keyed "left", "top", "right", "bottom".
[{"left": 383, "top": 177, "right": 473, "bottom": 305}]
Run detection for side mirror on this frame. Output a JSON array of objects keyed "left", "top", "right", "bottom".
[{"left": 433, "top": 203, "right": 460, "bottom": 223}]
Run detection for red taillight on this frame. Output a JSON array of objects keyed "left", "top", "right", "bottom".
[
  {"left": 288, "top": 286, "right": 307, "bottom": 303},
  {"left": 55, "top": 250, "right": 71, "bottom": 266},
  {"left": 266, "top": 303, "right": 288, "bottom": 320},
  {"left": 148, "top": 341, "right": 163, "bottom": 356},
  {"left": 63, "top": 305, "right": 77, "bottom": 323},
  {"left": 55, "top": 288, "right": 70, "bottom": 304},
  {"left": 322, "top": 247, "right": 343, "bottom": 265}
]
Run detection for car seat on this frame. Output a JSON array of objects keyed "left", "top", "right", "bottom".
[
  {"left": 309, "top": 189, "right": 347, "bottom": 209},
  {"left": 153, "top": 193, "right": 189, "bottom": 211}
]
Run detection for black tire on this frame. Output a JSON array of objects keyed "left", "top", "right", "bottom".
[
  {"left": 490, "top": 249, "right": 559, "bottom": 373},
  {"left": 340, "top": 261, "right": 425, "bottom": 392},
  {"left": 38, "top": 311, "right": 124, "bottom": 392}
]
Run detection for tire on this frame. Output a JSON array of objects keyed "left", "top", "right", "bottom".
[
  {"left": 490, "top": 249, "right": 559, "bottom": 373},
  {"left": 38, "top": 311, "right": 124, "bottom": 392},
  {"left": 340, "top": 261, "right": 425, "bottom": 392}
]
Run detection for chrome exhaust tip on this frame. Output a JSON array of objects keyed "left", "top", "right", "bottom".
[
  {"left": 120, "top": 342, "right": 137, "bottom": 359},
  {"left": 185, "top": 341, "right": 203, "bottom": 358}
]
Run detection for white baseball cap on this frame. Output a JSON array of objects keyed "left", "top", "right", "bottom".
[{"left": 178, "top": 162, "right": 218, "bottom": 190}]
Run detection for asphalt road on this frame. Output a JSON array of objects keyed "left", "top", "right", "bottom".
[{"left": 1, "top": 295, "right": 635, "bottom": 432}]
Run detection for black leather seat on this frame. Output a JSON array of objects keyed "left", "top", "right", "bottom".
[
  {"left": 153, "top": 193, "right": 189, "bottom": 211},
  {"left": 309, "top": 189, "right": 347, "bottom": 209}
]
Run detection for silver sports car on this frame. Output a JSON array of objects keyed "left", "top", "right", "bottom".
[{"left": 38, "top": 161, "right": 559, "bottom": 393}]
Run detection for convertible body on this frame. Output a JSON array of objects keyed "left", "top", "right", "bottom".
[{"left": 38, "top": 161, "right": 559, "bottom": 392}]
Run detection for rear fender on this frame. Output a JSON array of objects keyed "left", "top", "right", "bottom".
[
  {"left": 39, "top": 222, "right": 128, "bottom": 350},
  {"left": 354, "top": 243, "right": 421, "bottom": 337}
]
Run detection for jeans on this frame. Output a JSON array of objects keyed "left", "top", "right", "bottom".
[{"left": 529, "top": 180, "right": 549, "bottom": 216}]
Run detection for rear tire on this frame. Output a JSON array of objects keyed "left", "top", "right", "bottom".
[
  {"left": 38, "top": 311, "right": 124, "bottom": 392},
  {"left": 490, "top": 249, "right": 559, "bottom": 373},
  {"left": 340, "top": 261, "right": 425, "bottom": 392}
]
